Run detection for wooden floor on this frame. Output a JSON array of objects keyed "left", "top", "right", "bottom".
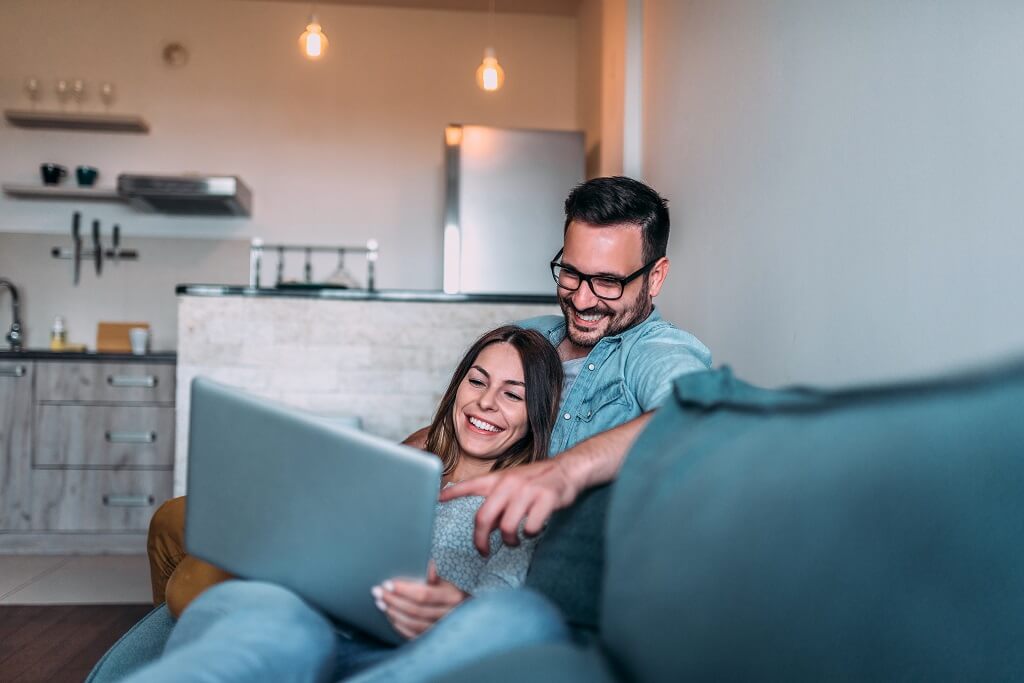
[{"left": 0, "top": 604, "right": 153, "bottom": 682}]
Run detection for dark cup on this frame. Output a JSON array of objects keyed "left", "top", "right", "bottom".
[
  {"left": 40, "top": 163, "right": 67, "bottom": 185},
  {"left": 76, "top": 166, "right": 99, "bottom": 187}
]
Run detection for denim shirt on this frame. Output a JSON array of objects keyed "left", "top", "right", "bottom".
[{"left": 518, "top": 308, "right": 712, "bottom": 456}]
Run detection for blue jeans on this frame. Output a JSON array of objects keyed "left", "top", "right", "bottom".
[{"left": 122, "top": 580, "right": 570, "bottom": 683}]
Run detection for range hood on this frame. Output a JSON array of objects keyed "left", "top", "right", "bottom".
[{"left": 117, "top": 174, "right": 252, "bottom": 216}]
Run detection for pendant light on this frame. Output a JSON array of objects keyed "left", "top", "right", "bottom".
[
  {"left": 476, "top": 0, "right": 504, "bottom": 91},
  {"left": 299, "top": 10, "right": 329, "bottom": 61}
]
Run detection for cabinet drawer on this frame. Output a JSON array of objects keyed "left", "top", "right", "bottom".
[
  {"left": 35, "top": 404, "right": 175, "bottom": 467},
  {"left": 31, "top": 469, "right": 173, "bottom": 531},
  {"left": 36, "top": 362, "right": 175, "bottom": 403}
]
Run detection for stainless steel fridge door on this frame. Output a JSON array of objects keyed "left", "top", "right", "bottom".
[{"left": 445, "top": 125, "right": 584, "bottom": 294}]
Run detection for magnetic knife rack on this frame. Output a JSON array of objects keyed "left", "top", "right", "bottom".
[
  {"left": 51, "top": 211, "right": 139, "bottom": 285},
  {"left": 248, "top": 238, "right": 379, "bottom": 291}
]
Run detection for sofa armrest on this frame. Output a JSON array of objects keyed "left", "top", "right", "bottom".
[{"left": 86, "top": 604, "right": 175, "bottom": 683}]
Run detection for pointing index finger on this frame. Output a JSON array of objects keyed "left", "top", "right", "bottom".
[
  {"left": 472, "top": 483, "right": 517, "bottom": 555},
  {"left": 439, "top": 474, "right": 496, "bottom": 502}
]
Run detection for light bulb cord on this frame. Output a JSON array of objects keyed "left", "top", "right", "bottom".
[{"left": 488, "top": 0, "right": 495, "bottom": 49}]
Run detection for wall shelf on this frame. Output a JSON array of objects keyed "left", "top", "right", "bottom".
[
  {"left": 4, "top": 109, "right": 150, "bottom": 133},
  {"left": 2, "top": 183, "right": 125, "bottom": 202}
]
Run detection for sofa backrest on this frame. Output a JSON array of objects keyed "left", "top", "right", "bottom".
[{"left": 600, "top": 361, "right": 1024, "bottom": 680}]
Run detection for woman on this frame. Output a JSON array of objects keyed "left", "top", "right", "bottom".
[
  {"left": 372, "top": 324, "right": 562, "bottom": 641},
  {"left": 131, "top": 325, "right": 563, "bottom": 682}
]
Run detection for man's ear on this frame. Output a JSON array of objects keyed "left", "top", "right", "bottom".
[{"left": 647, "top": 257, "right": 670, "bottom": 298}]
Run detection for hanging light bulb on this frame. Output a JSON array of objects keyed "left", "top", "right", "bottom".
[
  {"left": 299, "top": 14, "right": 329, "bottom": 60},
  {"left": 476, "top": 47, "right": 504, "bottom": 92},
  {"left": 476, "top": 0, "right": 504, "bottom": 92}
]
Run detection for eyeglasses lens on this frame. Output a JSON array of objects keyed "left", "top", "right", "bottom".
[{"left": 552, "top": 265, "right": 622, "bottom": 300}]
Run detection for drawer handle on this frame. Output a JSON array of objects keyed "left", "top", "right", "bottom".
[
  {"left": 103, "top": 494, "right": 155, "bottom": 507},
  {"left": 0, "top": 364, "right": 27, "bottom": 378},
  {"left": 107, "top": 375, "right": 158, "bottom": 388},
  {"left": 105, "top": 431, "right": 157, "bottom": 444}
]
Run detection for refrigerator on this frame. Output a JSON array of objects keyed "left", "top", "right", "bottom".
[{"left": 443, "top": 125, "right": 585, "bottom": 294}]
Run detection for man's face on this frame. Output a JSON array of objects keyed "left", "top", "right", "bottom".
[{"left": 557, "top": 221, "right": 667, "bottom": 348}]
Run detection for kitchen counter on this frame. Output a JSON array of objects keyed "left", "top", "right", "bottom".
[
  {"left": 0, "top": 349, "right": 177, "bottom": 363},
  {"left": 175, "top": 284, "right": 558, "bottom": 305},
  {"left": 174, "top": 285, "right": 560, "bottom": 495}
]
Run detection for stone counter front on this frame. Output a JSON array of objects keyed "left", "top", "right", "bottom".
[{"left": 175, "top": 294, "right": 559, "bottom": 495}]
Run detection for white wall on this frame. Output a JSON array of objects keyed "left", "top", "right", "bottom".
[
  {"left": 0, "top": 0, "right": 577, "bottom": 348},
  {"left": 0, "top": 233, "right": 247, "bottom": 351},
  {"left": 645, "top": 0, "right": 1024, "bottom": 387}
]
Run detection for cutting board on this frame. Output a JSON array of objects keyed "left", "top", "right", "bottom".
[{"left": 97, "top": 322, "right": 149, "bottom": 353}]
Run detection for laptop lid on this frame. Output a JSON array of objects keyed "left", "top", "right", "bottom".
[{"left": 185, "top": 377, "right": 441, "bottom": 644}]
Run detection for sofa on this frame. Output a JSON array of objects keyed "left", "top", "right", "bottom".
[{"left": 89, "top": 359, "right": 1024, "bottom": 681}]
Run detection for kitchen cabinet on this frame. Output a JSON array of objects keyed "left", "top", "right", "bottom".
[
  {"left": 0, "top": 354, "right": 176, "bottom": 552},
  {"left": 0, "top": 360, "right": 33, "bottom": 530}
]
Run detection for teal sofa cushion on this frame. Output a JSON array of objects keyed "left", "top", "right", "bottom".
[
  {"left": 434, "top": 641, "right": 616, "bottom": 683},
  {"left": 601, "top": 363, "right": 1024, "bottom": 681},
  {"left": 525, "top": 484, "right": 611, "bottom": 630}
]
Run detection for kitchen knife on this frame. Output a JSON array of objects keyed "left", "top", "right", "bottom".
[
  {"left": 112, "top": 224, "right": 120, "bottom": 265},
  {"left": 92, "top": 219, "right": 103, "bottom": 275},
  {"left": 72, "top": 211, "right": 81, "bottom": 286}
]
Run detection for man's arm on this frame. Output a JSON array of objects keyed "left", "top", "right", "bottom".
[
  {"left": 440, "top": 412, "right": 653, "bottom": 555},
  {"left": 402, "top": 426, "right": 430, "bottom": 450}
]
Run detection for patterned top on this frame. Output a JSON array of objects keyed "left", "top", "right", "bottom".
[{"left": 431, "top": 483, "right": 538, "bottom": 595}]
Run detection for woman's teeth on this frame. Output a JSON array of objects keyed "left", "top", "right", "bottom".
[{"left": 469, "top": 416, "right": 502, "bottom": 433}]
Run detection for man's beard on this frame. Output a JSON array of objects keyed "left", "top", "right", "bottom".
[{"left": 559, "top": 282, "right": 652, "bottom": 349}]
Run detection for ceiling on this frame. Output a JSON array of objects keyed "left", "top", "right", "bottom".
[{"left": 253, "top": 0, "right": 582, "bottom": 17}]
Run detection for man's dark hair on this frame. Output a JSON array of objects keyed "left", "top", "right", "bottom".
[{"left": 563, "top": 176, "right": 671, "bottom": 263}]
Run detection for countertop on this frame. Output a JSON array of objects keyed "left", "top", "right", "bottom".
[
  {"left": 0, "top": 349, "right": 177, "bottom": 363},
  {"left": 176, "top": 285, "right": 559, "bottom": 305}
]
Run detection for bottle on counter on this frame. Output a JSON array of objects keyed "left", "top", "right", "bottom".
[{"left": 50, "top": 316, "right": 67, "bottom": 351}]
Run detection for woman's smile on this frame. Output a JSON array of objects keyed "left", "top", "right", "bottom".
[
  {"left": 452, "top": 342, "right": 528, "bottom": 463},
  {"left": 466, "top": 415, "right": 504, "bottom": 434}
]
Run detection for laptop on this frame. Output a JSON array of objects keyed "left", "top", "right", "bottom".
[{"left": 185, "top": 377, "right": 441, "bottom": 645}]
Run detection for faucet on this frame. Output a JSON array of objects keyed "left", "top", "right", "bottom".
[{"left": 0, "top": 278, "right": 23, "bottom": 351}]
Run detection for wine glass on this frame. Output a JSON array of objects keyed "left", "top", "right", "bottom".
[
  {"left": 55, "top": 79, "right": 70, "bottom": 110},
  {"left": 99, "top": 82, "right": 116, "bottom": 112},
  {"left": 24, "top": 77, "right": 41, "bottom": 109},
  {"left": 71, "top": 79, "right": 86, "bottom": 111}
]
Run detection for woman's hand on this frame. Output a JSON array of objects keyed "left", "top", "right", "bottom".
[{"left": 372, "top": 561, "right": 468, "bottom": 640}]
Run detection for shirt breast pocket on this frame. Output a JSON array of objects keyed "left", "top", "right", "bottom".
[{"left": 579, "top": 380, "right": 634, "bottom": 432}]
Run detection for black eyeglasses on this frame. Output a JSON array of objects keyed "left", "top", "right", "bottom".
[{"left": 549, "top": 249, "right": 658, "bottom": 301}]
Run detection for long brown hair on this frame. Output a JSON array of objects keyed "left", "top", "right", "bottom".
[{"left": 424, "top": 325, "right": 562, "bottom": 478}]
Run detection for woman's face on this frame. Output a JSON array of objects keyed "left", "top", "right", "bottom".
[{"left": 452, "top": 342, "right": 529, "bottom": 463}]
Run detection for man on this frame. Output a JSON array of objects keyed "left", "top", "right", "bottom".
[
  {"left": 377, "top": 176, "right": 712, "bottom": 636},
  {"left": 135, "top": 176, "right": 710, "bottom": 682}
]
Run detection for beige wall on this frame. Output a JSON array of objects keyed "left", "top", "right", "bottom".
[
  {"left": 0, "top": 0, "right": 578, "bottom": 348},
  {"left": 576, "top": 0, "right": 625, "bottom": 178},
  {"left": 576, "top": 0, "right": 603, "bottom": 177},
  {"left": 599, "top": 0, "right": 626, "bottom": 177}
]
